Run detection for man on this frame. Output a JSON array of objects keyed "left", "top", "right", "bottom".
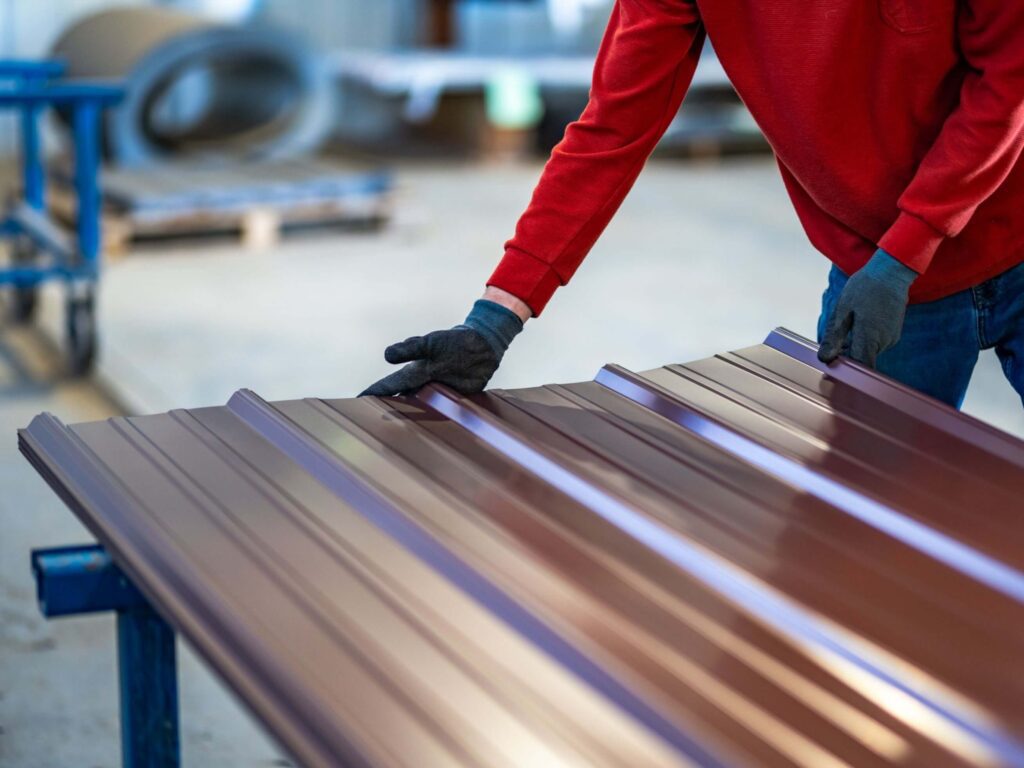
[{"left": 364, "top": 0, "right": 1024, "bottom": 409}]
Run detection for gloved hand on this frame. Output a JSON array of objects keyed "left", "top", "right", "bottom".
[
  {"left": 360, "top": 299, "right": 524, "bottom": 396},
  {"left": 818, "top": 248, "right": 918, "bottom": 368}
]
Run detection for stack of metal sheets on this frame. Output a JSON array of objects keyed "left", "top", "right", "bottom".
[{"left": 20, "top": 329, "right": 1024, "bottom": 768}]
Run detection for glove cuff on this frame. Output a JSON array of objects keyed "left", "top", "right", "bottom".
[
  {"left": 864, "top": 248, "right": 918, "bottom": 293},
  {"left": 462, "top": 299, "right": 524, "bottom": 357}
]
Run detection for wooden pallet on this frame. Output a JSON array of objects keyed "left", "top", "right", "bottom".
[{"left": 50, "top": 159, "right": 392, "bottom": 254}]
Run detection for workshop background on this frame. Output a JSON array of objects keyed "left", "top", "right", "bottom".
[{"left": 1, "top": 1, "right": 1022, "bottom": 766}]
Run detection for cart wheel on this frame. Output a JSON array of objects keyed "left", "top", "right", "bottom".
[
  {"left": 9, "top": 239, "right": 38, "bottom": 324},
  {"left": 66, "top": 289, "right": 97, "bottom": 376},
  {"left": 11, "top": 285, "right": 38, "bottom": 323}
]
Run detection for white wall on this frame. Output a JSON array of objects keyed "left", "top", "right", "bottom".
[{"left": 260, "top": 0, "right": 423, "bottom": 52}]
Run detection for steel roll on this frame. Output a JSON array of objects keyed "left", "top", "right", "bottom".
[{"left": 52, "top": 7, "right": 333, "bottom": 166}]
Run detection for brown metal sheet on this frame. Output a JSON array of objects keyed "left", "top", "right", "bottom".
[{"left": 19, "top": 328, "right": 1024, "bottom": 768}]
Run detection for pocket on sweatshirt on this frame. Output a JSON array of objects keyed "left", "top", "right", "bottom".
[{"left": 878, "top": 0, "right": 938, "bottom": 34}]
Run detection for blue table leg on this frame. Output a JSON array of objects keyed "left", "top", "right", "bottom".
[
  {"left": 20, "top": 102, "right": 44, "bottom": 211},
  {"left": 71, "top": 100, "right": 101, "bottom": 276},
  {"left": 119, "top": 607, "right": 180, "bottom": 768},
  {"left": 32, "top": 545, "right": 181, "bottom": 768}
]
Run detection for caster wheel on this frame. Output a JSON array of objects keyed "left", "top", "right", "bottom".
[
  {"left": 66, "top": 289, "right": 97, "bottom": 376},
  {"left": 11, "top": 285, "right": 38, "bottom": 323},
  {"left": 9, "top": 239, "right": 38, "bottom": 324}
]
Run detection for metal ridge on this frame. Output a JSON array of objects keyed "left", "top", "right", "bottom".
[
  {"left": 764, "top": 328, "right": 1024, "bottom": 465},
  {"left": 18, "top": 413, "right": 368, "bottom": 768},
  {"left": 227, "top": 388, "right": 732, "bottom": 768},
  {"left": 420, "top": 379, "right": 1024, "bottom": 766},
  {"left": 593, "top": 364, "right": 1024, "bottom": 605}
]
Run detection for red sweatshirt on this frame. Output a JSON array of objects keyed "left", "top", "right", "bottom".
[{"left": 488, "top": 0, "right": 1024, "bottom": 315}]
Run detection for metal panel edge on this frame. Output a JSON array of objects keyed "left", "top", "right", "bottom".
[
  {"left": 18, "top": 411, "right": 369, "bottom": 768},
  {"left": 764, "top": 328, "right": 1024, "bottom": 465}
]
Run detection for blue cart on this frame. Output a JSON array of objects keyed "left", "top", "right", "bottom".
[{"left": 0, "top": 61, "right": 123, "bottom": 375}]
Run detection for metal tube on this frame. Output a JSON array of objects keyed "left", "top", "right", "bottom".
[
  {"left": 118, "top": 608, "right": 180, "bottom": 768},
  {"left": 20, "top": 103, "right": 44, "bottom": 210},
  {"left": 72, "top": 100, "right": 101, "bottom": 273},
  {"left": 31, "top": 545, "right": 180, "bottom": 767}
]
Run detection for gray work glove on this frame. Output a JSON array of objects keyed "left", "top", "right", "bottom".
[
  {"left": 360, "top": 299, "right": 524, "bottom": 397},
  {"left": 818, "top": 249, "right": 918, "bottom": 369}
]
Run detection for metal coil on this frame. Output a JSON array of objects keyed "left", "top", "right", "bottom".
[{"left": 52, "top": 7, "right": 334, "bottom": 166}]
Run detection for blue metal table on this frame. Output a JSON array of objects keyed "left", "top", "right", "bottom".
[
  {"left": 0, "top": 61, "right": 123, "bottom": 374},
  {"left": 32, "top": 545, "right": 179, "bottom": 768}
]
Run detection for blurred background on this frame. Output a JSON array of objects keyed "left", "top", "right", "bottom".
[{"left": 0, "top": 1, "right": 1021, "bottom": 765}]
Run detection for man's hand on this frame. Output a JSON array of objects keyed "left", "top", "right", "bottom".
[
  {"left": 818, "top": 249, "right": 918, "bottom": 368},
  {"left": 360, "top": 299, "right": 525, "bottom": 397},
  {"left": 359, "top": 327, "right": 501, "bottom": 396}
]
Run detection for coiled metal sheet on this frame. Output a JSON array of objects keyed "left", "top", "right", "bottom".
[{"left": 51, "top": 7, "right": 333, "bottom": 166}]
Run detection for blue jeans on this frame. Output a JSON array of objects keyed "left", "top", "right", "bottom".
[{"left": 817, "top": 261, "right": 1024, "bottom": 409}]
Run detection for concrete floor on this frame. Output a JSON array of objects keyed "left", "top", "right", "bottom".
[
  {"left": 1, "top": 156, "right": 1022, "bottom": 767},
  {"left": 95, "top": 157, "right": 1024, "bottom": 434}
]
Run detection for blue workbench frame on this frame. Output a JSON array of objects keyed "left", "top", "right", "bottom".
[
  {"left": 32, "top": 544, "right": 180, "bottom": 768},
  {"left": 0, "top": 61, "right": 64, "bottom": 226},
  {"left": 0, "top": 61, "right": 124, "bottom": 373},
  {"left": 0, "top": 73, "right": 123, "bottom": 286}
]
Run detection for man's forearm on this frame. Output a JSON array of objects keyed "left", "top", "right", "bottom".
[
  {"left": 487, "top": 0, "right": 705, "bottom": 317},
  {"left": 880, "top": 0, "right": 1024, "bottom": 274}
]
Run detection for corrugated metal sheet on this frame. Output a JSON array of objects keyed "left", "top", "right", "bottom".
[{"left": 19, "top": 328, "right": 1024, "bottom": 768}]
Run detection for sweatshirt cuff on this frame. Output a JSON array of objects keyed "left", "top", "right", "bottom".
[
  {"left": 877, "top": 212, "right": 946, "bottom": 274},
  {"left": 487, "top": 247, "right": 563, "bottom": 317}
]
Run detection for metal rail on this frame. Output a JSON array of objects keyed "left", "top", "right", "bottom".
[{"left": 32, "top": 545, "right": 179, "bottom": 768}]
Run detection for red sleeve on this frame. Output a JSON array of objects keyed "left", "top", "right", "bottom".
[
  {"left": 879, "top": 0, "right": 1024, "bottom": 274},
  {"left": 487, "top": 0, "right": 705, "bottom": 316}
]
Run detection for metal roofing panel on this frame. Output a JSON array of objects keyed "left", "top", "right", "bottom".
[{"left": 19, "top": 329, "right": 1024, "bottom": 768}]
